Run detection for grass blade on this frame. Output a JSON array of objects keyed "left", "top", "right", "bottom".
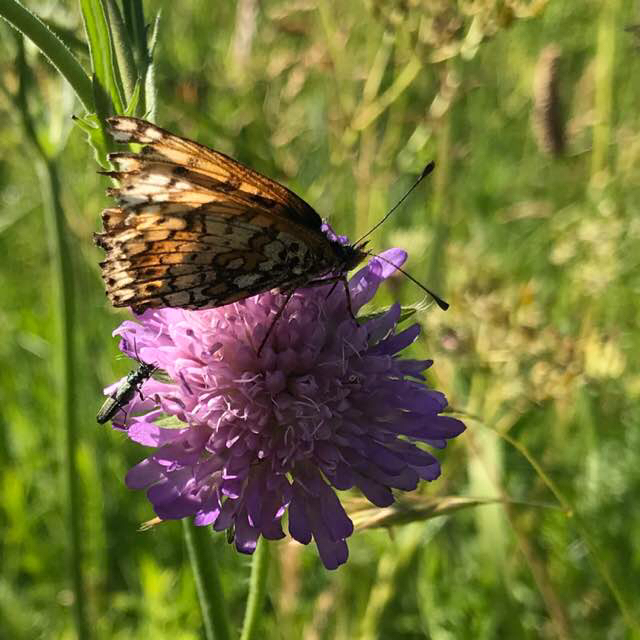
[
  {"left": 80, "top": 0, "right": 125, "bottom": 114},
  {"left": 0, "top": 0, "right": 92, "bottom": 110}
]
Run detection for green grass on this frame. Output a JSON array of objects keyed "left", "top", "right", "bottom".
[{"left": 1, "top": 1, "right": 639, "bottom": 638}]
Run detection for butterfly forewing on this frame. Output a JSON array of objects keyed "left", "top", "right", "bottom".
[
  {"left": 105, "top": 117, "right": 323, "bottom": 229},
  {"left": 95, "top": 117, "right": 361, "bottom": 312}
]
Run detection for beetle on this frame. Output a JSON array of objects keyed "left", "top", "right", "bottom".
[{"left": 96, "top": 361, "right": 156, "bottom": 424}]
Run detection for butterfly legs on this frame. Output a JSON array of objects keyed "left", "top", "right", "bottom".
[
  {"left": 341, "top": 276, "right": 356, "bottom": 320},
  {"left": 312, "top": 276, "right": 356, "bottom": 320},
  {"left": 257, "top": 290, "right": 295, "bottom": 356},
  {"left": 256, "top": 278, "right": 355, "bottom": 356}
]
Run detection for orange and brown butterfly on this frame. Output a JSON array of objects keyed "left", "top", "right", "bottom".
[{"left": 94, "top": 117, "right": 368, "bottom": 313}]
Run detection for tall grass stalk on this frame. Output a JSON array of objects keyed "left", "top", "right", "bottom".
[
  {"left": 0, "top": 0, "right": 92, "bottom": 110},
  {"left": 426, "top": 104, "right": 451, "bottom": 288},
  {"left": 499, "top": 429, "right": 640, "bottom": 634},
  {"left": 358, "top": 522, "right": 440, "bottom": 640},
  {"left": 35, "top": 157, "right": 87, "bottom": 639},
  {"left": 591, "top": 0, "right": 620, "bottom": 179},
  {"left": 354, "top": 34, "right": 393, "bottom": 239},
  {"left": 9, "top": 37, "right": 89, "bottom": 640}
]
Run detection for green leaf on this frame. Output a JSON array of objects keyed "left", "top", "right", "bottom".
[
  {"left": 71, "top": 113, "right": 109, "bottom": 167},
  {"left": 91, "top": 71, "right": 112, "bottom": 124},
  {"left": 143, "top": 11, "right": 162, "bottom": 120},
  {"left": 104, "top": 0, "right": 137, "bottom": 103},
  {"left": 357, "top": 304, "right": 418, "bottom": 325},
  {"left": 122, "top": 0, "right": 148, "bottom": 67},
  {"left": 124, "top": 78, "right": 142, "bottom": 116},
  {"left": 144, "top": 414, "right": 183, "bottom": 429},
  {"left": 147, "top": 10, "right": 162, "bottom": 55},
  {"left": 79, "top": 0, "right": 124, "bottom": 115}
]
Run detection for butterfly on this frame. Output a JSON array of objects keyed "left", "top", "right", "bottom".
[
  {"left": 96, "top": 359, "right": 156, "bottom": 424},
  {"left": 94, "top": 116, "right": 370, "bottom": 314}
]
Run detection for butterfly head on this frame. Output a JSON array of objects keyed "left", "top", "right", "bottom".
[{"left": 331, "top": 239, "right": 369, "bottom": 273}]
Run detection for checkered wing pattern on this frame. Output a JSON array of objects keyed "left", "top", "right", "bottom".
[{"left": 95, "top": 117, "right": 350, "bottom": 312}]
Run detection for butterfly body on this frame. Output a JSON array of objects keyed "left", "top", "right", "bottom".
[
  {"left": 95, "top": 117, "right": 367, "bottom": 313},
  {"left": 96, "top": 361, "right": 156, "bottom": 424}
]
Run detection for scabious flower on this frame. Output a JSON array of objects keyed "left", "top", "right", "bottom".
[{"left": 107, "top": 240, "right": 465, "bottom": 569}]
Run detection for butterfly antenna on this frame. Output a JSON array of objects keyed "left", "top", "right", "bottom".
[
  {"left": 354, "top": 161, "right": 435, "bottom": 246},
  {"left": 367, "top": 251, "right": 449, "bottom": 310}
]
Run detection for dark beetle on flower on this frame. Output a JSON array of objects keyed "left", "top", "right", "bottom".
[{"left": 97, "top": 360, "right": 156, "bottom": 424}]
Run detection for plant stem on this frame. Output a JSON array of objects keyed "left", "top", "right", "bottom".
[
  {"left": 359, "top": 522, "right": 436, "bottom": 640},
  {"left": 182, "top": 520, "right": 231, "bottom": 640},
  {"left": 0, "top": 0, "right": 93, "bottom": 110},
  {"left": 426, "top": 102, "right": 452, "bottom": 288},
  {"left": 500, "top": 430, "right": 639, "bottom": 634},
  {"left": 36, "top": 156, "right": 88, "bottom": 640},
  {"left": 591, "top": 0, "right": 620, "bottom": 179},
  {"left": 352, "top": 55, "right": 422, "bottom": 131},
  {"left": 240, "top": 537, "right": 270, "bottom": 640},
  {"left": 11, "top": 35, "right": 88, "bottom": 640}
]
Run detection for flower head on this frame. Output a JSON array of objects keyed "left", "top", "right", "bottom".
[{"left": 107, "top": 243, "right": 464, "bottom": 569}]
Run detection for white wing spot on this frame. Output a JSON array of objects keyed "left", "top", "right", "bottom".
[
  {"left": 122, "top": 194, "right": 150, "bottom": 205},
  {"left": 143, "top": 127, "right": 164, "bottom": 141},
  {"left": 115, "top": 157, "right": 138, "bottom": 170},
  {"left": 259, "top": 260, "right": 275, "bottom": 271},
  {"left": 264, "top": 240, "right": 285, "bottom": 260},
  {"left": 227, "top": 257, "right": 245, "bottom": 269},
  {"left": 235, "top": 273, "right": 262, "bottom": 288},
  {"left": 116, "top": 119, "right": 138, "bottom": 132},
  {"left": 112, "top": 131, "right": 132, "bottom": 142},
  {"left": 148, "top": 173, "right": 172, "bottom": 186}
]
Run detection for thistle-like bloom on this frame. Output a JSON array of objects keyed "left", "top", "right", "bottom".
[{"left": 108, "top": 246, "right": 465, "bottom": 569}]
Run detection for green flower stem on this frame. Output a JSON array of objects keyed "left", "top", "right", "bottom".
[
  {"left": 0, "top": 0, "right": 93, "bottom": 111},
  {"left": 240, "top": 537, "right": 270, "bottom": 640},
  {"left": 36, "top": 157, "right": 88, "bottom": 640},
  {"left": 182, "top": 520, "right": 231, "bottom": 640},
  {"left": 11, "top": 37, "right": 89, "bottom": 640}
]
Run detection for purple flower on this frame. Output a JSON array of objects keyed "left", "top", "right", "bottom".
[{"left": 107, "top": 244, "right": 465, "bottom": 569}]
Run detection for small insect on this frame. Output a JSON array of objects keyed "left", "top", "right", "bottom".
[
  {"left": 94, "top": 117, "right": 448, "bottom": 326},
  {"left": 96, "top": 360, "right": 156, "bottom": 424}
]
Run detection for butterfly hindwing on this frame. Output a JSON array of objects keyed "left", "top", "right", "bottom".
[{"left": 99, "top": 212, "right": 322, "bottom": 310}]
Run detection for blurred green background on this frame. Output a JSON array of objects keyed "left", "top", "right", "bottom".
[{"left": 1, "top": 1, "right": 639, "bottom": 638}]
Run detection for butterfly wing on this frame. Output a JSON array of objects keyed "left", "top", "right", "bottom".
[
  {"left": 105, "top": 116, "right": 323, "bottom": 230},
  {"left": 95, "top": 118, "right": 337, "bottom": 311}
]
